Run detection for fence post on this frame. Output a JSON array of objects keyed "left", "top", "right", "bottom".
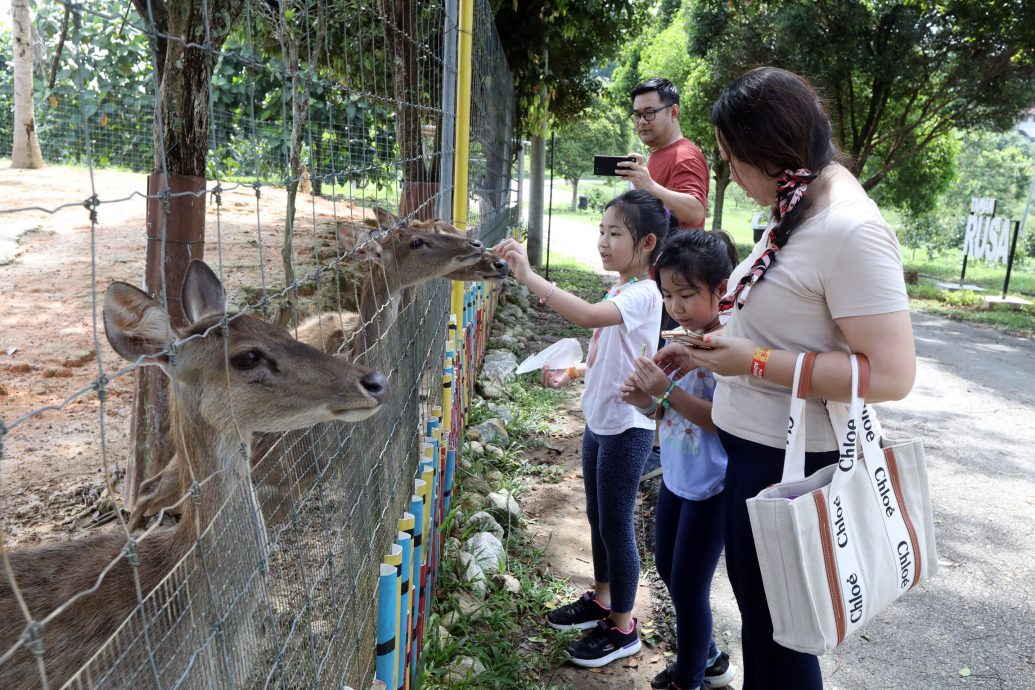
[{"left": 437, "top": 0, "right": 459, "bottom": 222}]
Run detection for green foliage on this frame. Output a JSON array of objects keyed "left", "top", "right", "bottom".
[
  {"left": 688, "top": 0, "right": 1035, "bottom": 212},
  {"left": 584, "top": 185, "right": 611, "bottom": 213},
  {"left": 549, "top": 108, "right": 622, "bottom": 208},
  {"left": 492, "top": 0, "right": 647, "bottom": 135}
]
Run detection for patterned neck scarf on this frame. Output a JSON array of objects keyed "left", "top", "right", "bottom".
[{"left": 719, "top": 168, "right": 817, "bottom": 312}]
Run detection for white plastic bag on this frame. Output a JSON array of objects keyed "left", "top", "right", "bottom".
[{"left": 514, "top": 338, "right": 583, "bottom": 375}]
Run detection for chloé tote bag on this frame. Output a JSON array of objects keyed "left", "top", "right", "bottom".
[{"left": 746, "top": 353, "right": 938, "bottom": 655}]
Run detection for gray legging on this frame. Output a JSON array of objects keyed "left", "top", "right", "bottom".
[{"left": 581, "top": 425, "right": 654, "bottom": 614}]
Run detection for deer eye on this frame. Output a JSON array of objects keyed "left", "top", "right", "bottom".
[
  {"left": 230, "top": 349, "right": 263, "bottom": 370},
  {"left": 410, "top": 237, "right": 427, "bottom": 249}
]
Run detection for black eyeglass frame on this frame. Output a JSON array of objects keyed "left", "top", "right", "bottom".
[{"left": 629, "top": 104, "right": 674, "bottom": 122}]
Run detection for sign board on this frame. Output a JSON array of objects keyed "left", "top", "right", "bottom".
[{"left": 962, "top": 198, "right": 1015, "bottom": 264}]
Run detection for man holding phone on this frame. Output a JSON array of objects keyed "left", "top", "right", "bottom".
[{"left": 618, "top": 77, "right": 709, "bottom": 229}]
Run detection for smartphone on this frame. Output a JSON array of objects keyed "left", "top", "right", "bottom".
[{"left": 593, "top": 155, "right": 636, "bottom": 176}]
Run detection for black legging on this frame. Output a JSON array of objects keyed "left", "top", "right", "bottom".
[
  {"left": 655, "top": 483, "right": 724, "bottom": 689},
  {"left": 581, "top": 426, "right": 654, "bottom": 613},
  {"left": 718, "top": 429, "right": 839, "bottom": 690}
]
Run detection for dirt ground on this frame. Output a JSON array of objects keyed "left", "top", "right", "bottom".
[{"left": 0, "top": 161, "right": 372, "bottom": 546}]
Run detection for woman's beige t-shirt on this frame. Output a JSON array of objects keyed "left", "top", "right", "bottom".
[{"left": 712, "top": 168, "right": 908, "bottom": 452}]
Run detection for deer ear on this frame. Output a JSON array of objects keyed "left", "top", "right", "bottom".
[
  {"left": 181, "top": 261, "right": 227, "bottom": 324},
  {"left": 104, "top": 282, "right": 174, "bottom": 366},
  {"left": 373, "top": 207, "right": 400, "bottom": 231},
  {"left": 338, "top": 225, "right": 382, "bottom": 261}
]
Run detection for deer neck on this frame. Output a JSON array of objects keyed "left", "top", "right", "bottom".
[
  {"left": 168, "top": 390, "right": 250, "bottom": 537},
  {"left": 358, "top": 261, "right": 403, "bottom": 346}
]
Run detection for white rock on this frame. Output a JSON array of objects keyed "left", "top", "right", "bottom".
[
  {"left": 500, "top": 573, "right": 521, "bottom": 594},
  {"left": 465, "top": 532, "right": 506, "bottom": 574},
  {"left": 465, "top": 511, "right": 504, "bottom": 539},
  {"left": 459, "top": 551, "right": 486, "bottom": 595},
  {"left": 487, "top": 489, "right": 521, "bottom": 522},
  {"left": 468, "top": 440, "right": 485, "bottom": 457},
  {"left": 446, "top": 655, "right": 486, "bottom": 683}
]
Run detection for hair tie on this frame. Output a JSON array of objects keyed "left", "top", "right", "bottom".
[
  {"left": 664, "top": 208, "right": 671, "bottom": 219},
  {"left": 719, "top": 167, "right": 815, "bottom": 312}
]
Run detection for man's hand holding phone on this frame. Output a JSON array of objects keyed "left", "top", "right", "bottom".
[{"left": 614, "top": 152, "right": 655, "bottom": 191}]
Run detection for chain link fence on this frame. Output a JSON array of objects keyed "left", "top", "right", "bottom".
[{"left": 0, "top": 0, "right": 515, "bottom": 687}]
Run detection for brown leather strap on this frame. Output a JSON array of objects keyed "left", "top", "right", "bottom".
[
  {"left": 797, "top": 351, "right": 818, "bottom": 400},
  {"left": 855, "top": 353, "right": 871, "bottom": 400}
]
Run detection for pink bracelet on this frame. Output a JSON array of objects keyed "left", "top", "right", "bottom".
[{"left": 539, "top": 282, "right": 557, "bottom": 305}]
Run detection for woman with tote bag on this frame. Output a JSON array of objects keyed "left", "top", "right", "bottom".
[{"left": 654, "top": 67, "right": 917, "bottom": 689}]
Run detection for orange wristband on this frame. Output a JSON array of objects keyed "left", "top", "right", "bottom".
[
  {"left": 565, "top": 366, "right": 579, "bottom": 379},
  {"left": 750, "top": 347, "right": 770, "bottom": 378}
]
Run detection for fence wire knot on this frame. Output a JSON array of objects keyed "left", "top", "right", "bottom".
[
  {"left": 212, "top": 183, "right": 223, "bottom": 207},
  {"left": 82, "top": 194, "right": 100, "bottom": 224},
  {"left": 167, "top": 340, "right": 178, "bottom": 368},
  {"left": 124, "top": 538, "right": 140, "bottom": 567},
  {"left": 23, "top": 621, "right": 44, "bottom": 657},
  {"left": 252, "top": 181, "right": 262, "bottom": 199},
  {"left": 190, "top": 481, "right": 203, "bottom": 506},
  {"left": 159, "top": 188, "right": 171, "bottom": 217},
  {"left": 93, "top": 374, "right": 110, "bottom": 403}
]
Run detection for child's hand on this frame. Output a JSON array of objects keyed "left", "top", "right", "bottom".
[
  {"left": 654, "top": 344, "right": 699, "bottom": 379},
  {"left": 541, "top": 364, "right": 571, "bottom": 389},
  {"left": 628, "top": 356, "right": 672, "bottom": 397},
  {"left": 619, "top": 377, "right": 652, "bottom": 409},
  {"left": 493, "top": 238, "right": 532, "bottom": 282}
]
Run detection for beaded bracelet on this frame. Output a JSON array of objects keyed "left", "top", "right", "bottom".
[
  {"left": 654, "top": 381, "right": 676, "bottom": 409},
  {"left": 539, "top": 282, "right": 557, "bottom": 305},
  {"left": 565, "top": 366, "right": 579, "bottom": 380}
]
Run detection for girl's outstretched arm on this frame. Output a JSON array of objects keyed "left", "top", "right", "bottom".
[{"left": 494, "top": 239, "right": 623, "bottom": 329}]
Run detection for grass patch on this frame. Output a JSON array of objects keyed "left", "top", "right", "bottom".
[
  {"left": 420, "top": 374, "right": 591, "bottom": 689},
  {"left": 907, "top": 282, "right": 1035, "bottom": 336}
]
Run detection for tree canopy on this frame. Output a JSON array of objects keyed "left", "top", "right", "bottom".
[
  {"left": 493, "top": 0, "right": 645, "bottom": 135},
  {"left": 550, "top": 107, "right": 623, "bottom": 209},
  {"left": 689, "top": 0, "right": 1035, "bottom": 214}
]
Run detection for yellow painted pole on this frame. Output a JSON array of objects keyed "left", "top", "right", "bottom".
[
  {"left": 449, "top": 0, "right": 475, "bottom": 415},
  {"left": 452, "top": 0, "right": 474, "bottom": 233}
]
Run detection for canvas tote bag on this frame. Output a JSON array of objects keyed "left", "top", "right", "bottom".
[{"left": 746, "top": 352, "right": 938, "bottom": 655}]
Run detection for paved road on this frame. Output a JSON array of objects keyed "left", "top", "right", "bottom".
[{"left": 533, "top": 209, "right": 1035, "bottom": 687}]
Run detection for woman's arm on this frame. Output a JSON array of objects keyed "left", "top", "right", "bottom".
[
  {"left": 681, "top": 310, "right": 916, "bottom": 403},
  {"left": 494, "top": 238, "right": 623, "bottom": 329}
]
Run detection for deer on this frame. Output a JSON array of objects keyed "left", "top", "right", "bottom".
[
  {"left": 0, "top": 260, "right": 388, "bottom": 688},
  {"left": 295, "top": 209, "right": 508, "bottom": 356},
  {"left": 126, "top": 210, "right": 507, "bottom": 531}
]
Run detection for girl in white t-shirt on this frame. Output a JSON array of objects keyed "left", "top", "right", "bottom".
[{"left": 494, "top": 189, "right": 669, "bottom": 669}]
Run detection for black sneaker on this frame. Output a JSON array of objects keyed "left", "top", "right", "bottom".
[
  {"left": 650, "top": 651, "right": 735, "bottom": 689},
  {"left": 546, "top": 591, "right": 610, "bottom": 631},
  {"left": 704, "top": 651, "right": 735, "bottom": 688},
  {"left": 566, "top": 617, "right": 641, "bottom": 668}
]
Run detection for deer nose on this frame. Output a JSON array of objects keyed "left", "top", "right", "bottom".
[
  {"left": 360, "top": 371, "right": 388, "bottom": 400},
  {"left": 492, "top": 257, "right": 507, "bottom": 271},
  {"left": 468, "top": 239, "right": 484, "bottom": 249}
]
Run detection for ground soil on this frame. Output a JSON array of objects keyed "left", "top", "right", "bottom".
[{"left": 0, "top": 161, "right": 370, "bottom": 546}]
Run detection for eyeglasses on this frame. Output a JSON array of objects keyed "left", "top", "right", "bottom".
[{"left": 629, "top": 105, "right": 673, "bottom": 122}]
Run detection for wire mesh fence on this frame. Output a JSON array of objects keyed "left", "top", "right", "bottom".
[{"left": 0, "top": 0, "right": 515, "bottom": 687}]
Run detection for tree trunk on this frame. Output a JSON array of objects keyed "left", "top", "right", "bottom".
[
  {"left": 571, "top": 180, "right": 578, "bottom": 212},
  {"left": 10, "top": 0, "right": 44, "bottom": 169},
  {"left": 128, "top": 0, "right": 244, "bottom": 508},
  {"left": 385, "top": 0, "right": 427, "bottom": 190},
  {"left": 711, "top": 158, "right": 731, "bottom": 232}
]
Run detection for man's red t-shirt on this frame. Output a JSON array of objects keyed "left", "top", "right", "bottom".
[{"left": 646, "top": 137, "right": 710, "bottom": 229}]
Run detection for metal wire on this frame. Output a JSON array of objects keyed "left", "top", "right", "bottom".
[{"left": 0, "top": 0, "right": 515, "bottom": 687}]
